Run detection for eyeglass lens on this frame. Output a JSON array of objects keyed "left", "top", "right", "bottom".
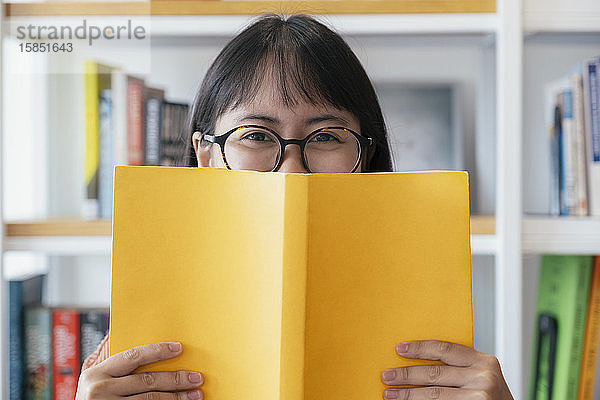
[{"left": 223, "top": 127, "right": 361, "bottom": 173}]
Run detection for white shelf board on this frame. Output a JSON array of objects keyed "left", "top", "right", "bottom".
[
  {"left": 524, "top": 0, "right": 600, "bottom": 33},
  {"left": 6, "top": 14, "right": 498, "bottom": 38},
  {"left": 522, "top": 216, "right": 600, "bottom": 254},
  {"left": 4, "top": 234, "right": 495, "bottom": 255},
  {"left": 4, "top": 236, "right": 112, "bottom": 254},
  {"left": 471, "top": 234, "right": 497, "bottom": 255}
]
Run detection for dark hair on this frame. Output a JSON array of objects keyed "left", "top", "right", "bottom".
[{"left": 181, "top": 13, "right": 392, "bottom": 172}]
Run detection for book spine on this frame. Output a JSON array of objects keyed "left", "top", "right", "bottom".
[
  {"left": 144, "top": 97, "right": 163, "bottom": 166},
  {"left": 589, "top": 59, "right": 600, "bottom": 216},
  {"left": 577, "top": 257, "right": 600, "bottom": 400},
  {"left": 98, "top": 89, "right": 113, "bottom": 220},
  {"left": 571, "top": 72, "right": 588, "bottom": 215},
  {"left": 160, "top": 103, "right": 189, "bottom": 166},
  {"left": 25, "top": 307, "right": 52, "bottom": 400},
  {"left": 557, "top": 94, "right": 569, "bottom": 216},
  {"left": 52, "top": 310, "right": 80, "bottom": 400},
  {"left": 83, "top": 61, "right": 100, "bottom": 219},
  {"left": 279, "top": 174, "right": 309, "bottom": 400},
  {"left": 531, "top": 256, "right": 593, "bottom": 400},
  {"left": 9, "top": 281, "right": 24, "bottom": 400},
  {"left": 550, "top": 103, "right": 561, "bottom": 216},
  {"left": 80, "top": 310, "right": 110, "bottom": 366},
  {"left": 562, "top": 89, "right": 579, "bottom": 215},
  {"left": 127, "top": 78, "right": 144, "bottom": 166},
  {"left": 112, "top": 71, "right": 128, "bottom": 166},
  {"left": 567, "top": 257, "right": 594, "bottom": 398}
]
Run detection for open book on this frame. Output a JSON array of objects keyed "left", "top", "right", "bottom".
[{"left": 110, "top": 167, "right": 473, "bottom": 399}]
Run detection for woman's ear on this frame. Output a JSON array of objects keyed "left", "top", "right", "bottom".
[{"left": 192, "top": 131, "right": 211, "bottom": 167}]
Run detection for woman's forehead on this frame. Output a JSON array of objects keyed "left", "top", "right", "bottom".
[{"left": 217, "top": 103, "right": 359, "bottom": 130}]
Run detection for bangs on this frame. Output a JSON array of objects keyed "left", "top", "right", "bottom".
[{"left": 212, "top": 16, "right": 351, "bottom": 117}]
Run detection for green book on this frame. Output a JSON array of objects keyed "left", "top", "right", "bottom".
[
  {"left": 24, "top": 307, "right": 52, "bottom": 400},
  {"left": 530, "top": 255, "right": 594, "bottom": 400}
]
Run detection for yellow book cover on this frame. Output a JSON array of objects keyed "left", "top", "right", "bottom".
[
  {"left": 83, "top": 60, "right": 113, "bottom": 218},
  {"left": 110, "top": 166, "right": 473, "bottom": 399}
]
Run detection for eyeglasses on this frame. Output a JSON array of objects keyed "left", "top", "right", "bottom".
[{"left": 203, "top": 124, "right": 373, "bottom": 173}]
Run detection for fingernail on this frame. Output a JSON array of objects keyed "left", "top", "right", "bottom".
[
  {"left": 168, "top": 342, "right": 182, "bottom": 352},
  {"left": 382, "top": 369, "right": 396, "bottom": 381},
  {"left": 396, "top": 343, "right": 409, "bottom": 353},
  {"left": 187, "top": 390, "right": 201, "bottom": 400},
  {"left": 384, "top": 390, "right": 399, "bottom": 399},
  {"left": 188, "top": 373, "right": 203, "bottom": 384}
]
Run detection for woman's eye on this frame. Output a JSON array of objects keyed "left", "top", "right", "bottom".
[
  {"left": 242, "top": 131, "right": 274, "bottom": 142},
  {"left": 311, "top": 132, "right": 341, "bottom": 143}
]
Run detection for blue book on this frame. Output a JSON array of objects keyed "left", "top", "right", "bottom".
[
  {"left": 8, "top": 275, "right": 45, "bottom": 400},
  {"left": 558, "top": 91, "right": 570, "bottom": 216},
  {"left": 592, "top": 59, "right": 600, "bottom": 164},
  {"left": 9, "top": 281, "right": 23, "bottom": 400}
]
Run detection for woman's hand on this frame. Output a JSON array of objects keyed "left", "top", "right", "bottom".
[
  {"left": 381, "top": 340, "right": 514, "bottom": 400},
  {"left": 76, "top": 342, "right": 204, "bottom": 399}
]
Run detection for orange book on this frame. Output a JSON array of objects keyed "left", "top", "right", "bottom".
[
  {"left": 109, "top": 167, "right": 474, "bottom": 399},
  {"left": 577, "top": 256, "right": 600, "bottom": 400}
]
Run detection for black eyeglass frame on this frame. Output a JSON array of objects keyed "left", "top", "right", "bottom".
[{"left": 203, "top": 124, "right": 373, "bottom": 173}]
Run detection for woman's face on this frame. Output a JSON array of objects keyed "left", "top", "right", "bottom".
[{"left": 192, "top": 79, "right": 362, "bottom": 173}]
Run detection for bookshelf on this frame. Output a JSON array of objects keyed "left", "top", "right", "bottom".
[
  {"left": 5, "top": 0, "right": 496, "bottom": 16},
  {"left": 1, "top": 0, "right": 600, "bottom": 399}
]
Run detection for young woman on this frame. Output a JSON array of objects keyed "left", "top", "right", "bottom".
[{"left": 76, "top": 14, "right": 514, "bottom": 400}]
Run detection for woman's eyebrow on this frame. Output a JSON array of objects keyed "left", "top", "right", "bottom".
[
  {"left": 236, "top": 114, "right": 279, "bottom": 125},
  {"left": 305, "top": 114, "right": 350, "bottom": 126},
  {"left": 235, "top": 113, "right": 350, "bottom": 127}
]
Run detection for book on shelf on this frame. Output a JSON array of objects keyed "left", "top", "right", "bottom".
[
  {"left": 578, "top": 256, "right": 600, "bottom": 400},
  {"left": 83, "top": 60, "right": 190, "bottom": 220},
  {"left": 161, "top": 101, "right": 190, "bottom": 167},
  {"left": 529, "top": 255, "right": 595, "bottom": 400},
  {"left": 83, "top": 61, "right": 113, "bottom": 220},
  {"left": 583, "top": 58, "right": 600, "bottom": 217},
  {"left": 110, "top": 166, "right": 474, "bottom": 399},
  {"left": 79, "top": 311, "right": 110, "bottom": 367},
  {"left": 8, "top": 273, "right": 110, "bottom": 400},
  {"left": 52, "top": 309, "right": 80, "bottom": 400},
  {"left": 8, "top": 275, "right": 45, "bottom": 400},
  {"left": 126, "top": 75, "right": 145, "bottom": 166},
  {"left": 547, "top": 56, "right": 600, "bottom": 216},
  {"left": 23, "top": 307, "right": 109, "bottom": 400},
  {"left": 25, "top": 307, "right": 52, "bottom": 400},
  {"left": 98, "top": 89, "right": 113, "bottom": 220}
]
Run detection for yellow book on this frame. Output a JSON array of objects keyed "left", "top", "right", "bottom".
[
  {"left": 83, "top": 60, "right": 113, "bottom": 219},
  {"left": 110, "top": 166, "right": 473, "bottom": 399}
]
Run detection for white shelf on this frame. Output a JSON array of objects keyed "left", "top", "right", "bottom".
[
  {"left": 5, "top": 234, "right": 496, "bottom": 255},
  {"left": 524, "top": 0, "right": 600, "bottom": 33},
  {"left": 471, "top": 234, "right": 497, "bottom": 254},
  {"left": 8, "top": 217, "right": 597, "bottom": 255},
  {"left": 152, "top": 14, "right": 498, "bottom": 37},
  {"left": 522, "top": 216, "right": 600, "bottom": 254},
  {"left": 4, "top": 236, "right": 112, "bottom": 254},
  {"left": 5, "top": 14, "right": 499, "bottom": 39}
]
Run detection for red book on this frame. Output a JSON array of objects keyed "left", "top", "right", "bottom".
[
  {"left": 127, "top": 76, "right": 145, "bottom": 166},
  {"left": 52, "top": 309, "right": 80, "bottom": 400}
]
